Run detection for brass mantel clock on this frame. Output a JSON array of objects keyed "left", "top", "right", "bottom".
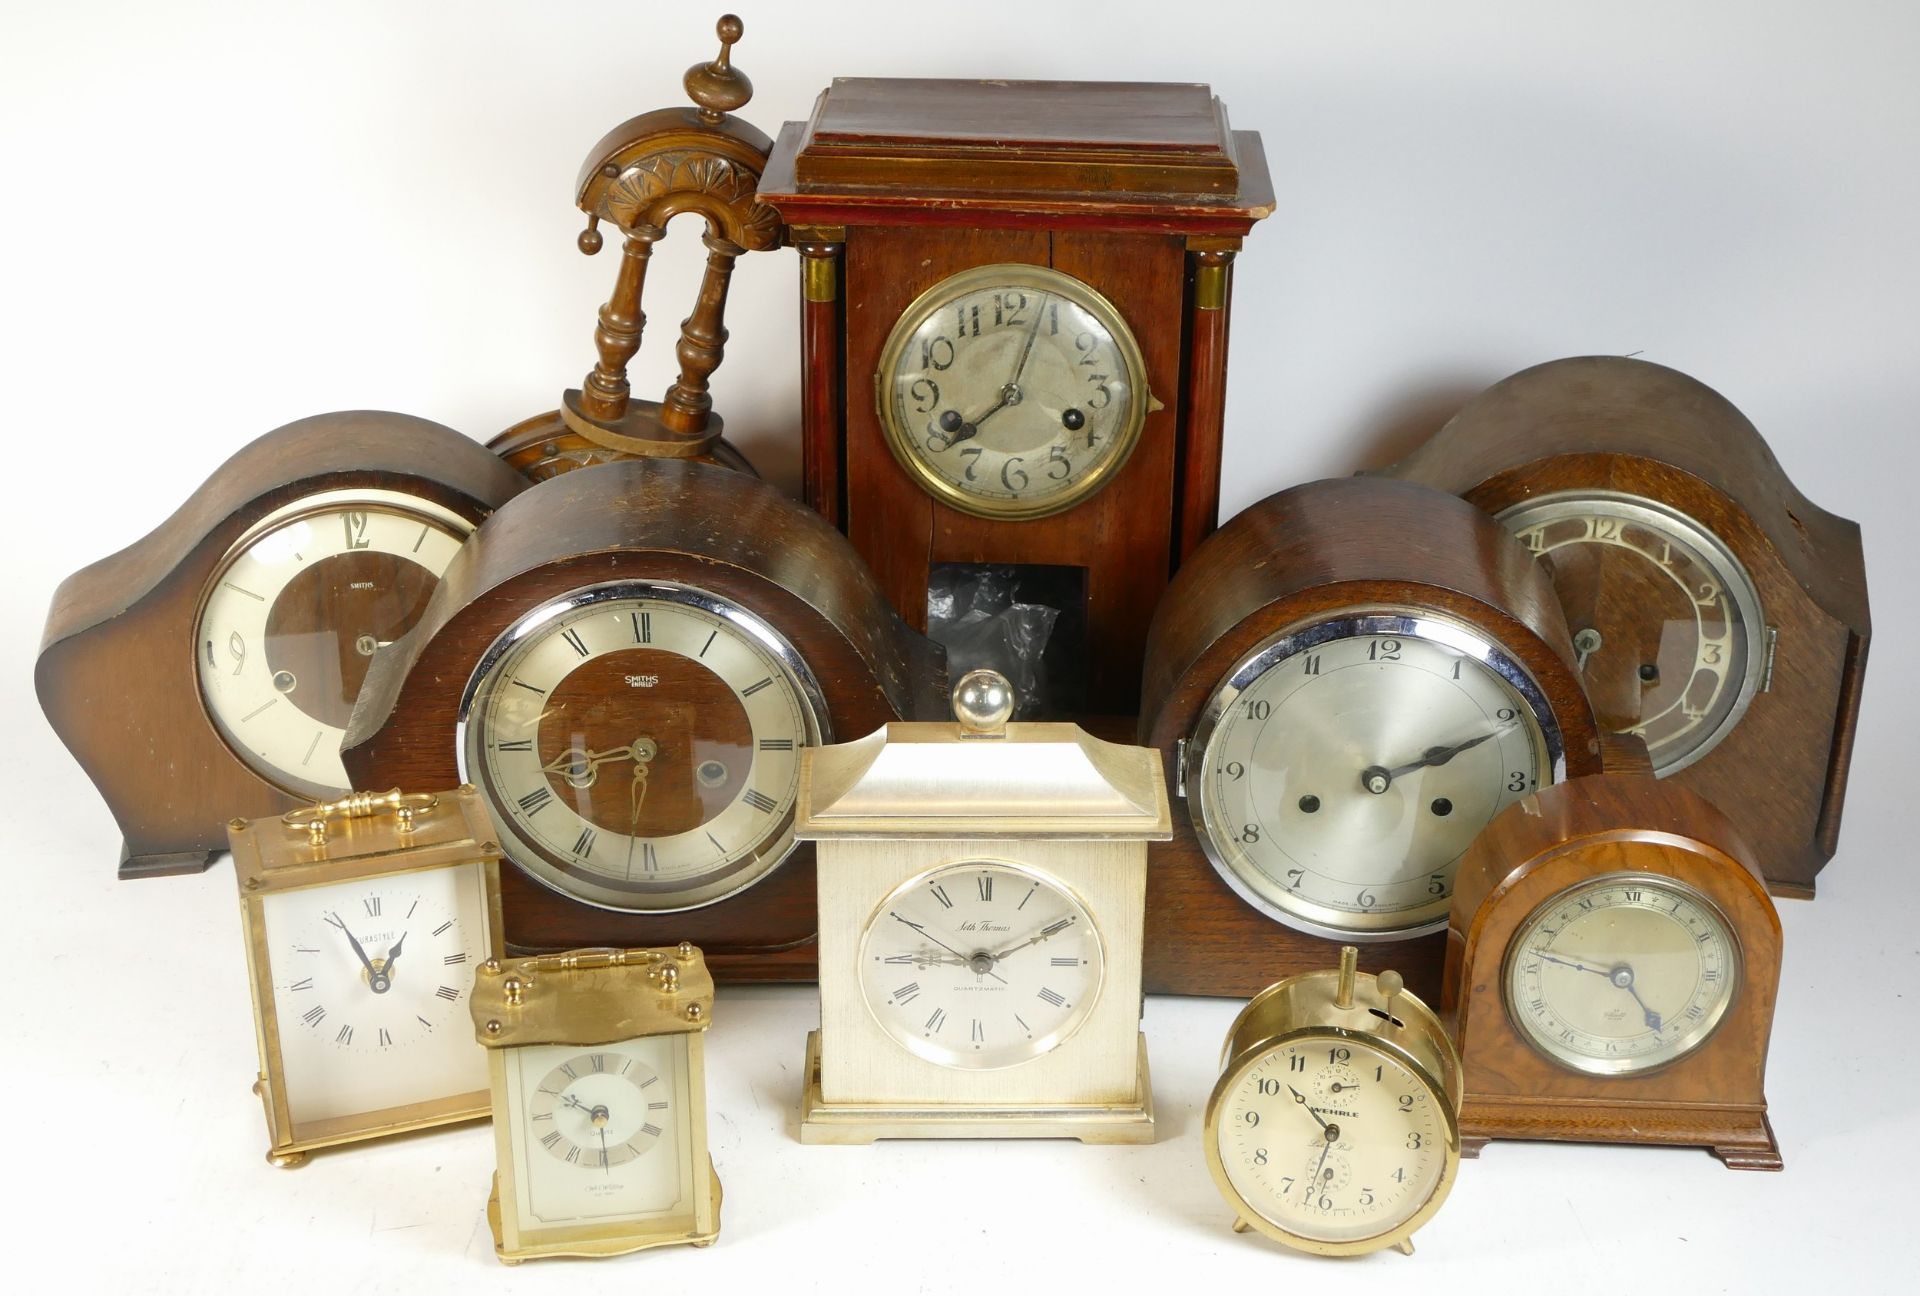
[{"left": 756, "top": 77, "right": 1273, "bottom": 718}]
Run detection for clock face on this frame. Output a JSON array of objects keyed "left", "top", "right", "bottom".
[
  {"left": 460, "top": 581, "right": 828, "bottom": 913},
  {"left": 197, "top": 489, "right": 471, "bottom": 799},
  {"left": 858, "top": 861, "right": 1105, "bottom": 1069},
  {"left": 504, "top": 1036, "right": 694, "bottom": 1230},
  {"left": 1214, "top": 1034, "right": 1453, "bottom": 1248},
  {"left": 876, "top": 263, "right": 1151, "bottom": 520},
  {"left": 1190, "top": 613, "right": 1562, "bottom": 940},
  {"left": 1500, "top": 493, "right": 1766, "bottom": 775},
  {"left": 1505, "top": 874, "right": 1741, "bottom": 1074},
  {"left": 261, "top": 862, "right": 492, "bottom": 1125}
]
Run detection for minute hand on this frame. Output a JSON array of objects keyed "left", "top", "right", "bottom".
[{"left": 1364, "top": 724, "right": 1514, "bottom": 794}]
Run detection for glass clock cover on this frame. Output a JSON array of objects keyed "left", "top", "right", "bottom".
[
  {"left": 460, "top": 581, "right": 828, "bottom": 913},
  {"left": 1189, "top": 613, "right": 1564, "bottom": 940}
]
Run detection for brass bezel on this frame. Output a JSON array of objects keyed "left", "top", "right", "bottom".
[
  {"left": 1500, "top": 870, "right": 1744, "bottom": 1077},
  {"left": 230, "top": 785, "right": 506, "bottom": 1167},
  {"left": 873, "top": 262, "right": 1153, "bottom": 522}
]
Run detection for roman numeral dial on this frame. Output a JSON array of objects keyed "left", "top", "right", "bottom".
[
  {"left": 464, "top": 586, "right": 826, "bottom": 913},
  {"left": 857, "top": 860, "right": 1104, "bottom": 1070}
]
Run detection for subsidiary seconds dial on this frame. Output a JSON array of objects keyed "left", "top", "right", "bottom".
[
  {"left": 877, "top": 264, "right": 1152, "bottom": 520},
  {"left": 859, "top": 861, "right": 1104, "bottom": 1069}
]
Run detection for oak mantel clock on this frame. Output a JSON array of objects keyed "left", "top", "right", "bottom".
[
  {"left": 1443, "top": 739, "right": 1784, "bottom": 1169},
  {"left": 1378, "top": 355, "right": 1870, "bottom": 897},
  {"left": 342, "top": 457, "right": 945, "bottom": 982},
  {"left": 1138, "top": 476, "right": 1604, "bottom": 1001},
  {"left": 37, "top": 411, "right": 525, "bottom": 878},
  {"left": 755, "top": 77, "right": 1273, "bottom": 718}
]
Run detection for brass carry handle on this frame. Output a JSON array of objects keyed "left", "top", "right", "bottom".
[{"left": 282, "top": 788, "right": 438, "bottom": 849}]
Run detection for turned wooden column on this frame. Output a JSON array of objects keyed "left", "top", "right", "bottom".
[
  {"left": 1176, "top": 243, "right": 1238, "bottom": 566},
  {"left": 580, "top": 226, "right": 662, "bottom": 423},
  {"left": 795, "top": 234, "right": 845, "bottom": 526},
  {"left": 659, "top": 231, "right": 743, "bottom": 437}
]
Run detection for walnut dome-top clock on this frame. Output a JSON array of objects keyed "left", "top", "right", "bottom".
[
  {"left": 1138, "top": 476, "right": 1604, "bottom": 1001},
  {"left": 342, "top": 457, "right": 945, "bottom": 981},
  {"left": 756, "top": 77, "right": 1273, "bottom": 718},
  {"left": 1378, "top": 356, "right": 1870, "bottom": 896}
]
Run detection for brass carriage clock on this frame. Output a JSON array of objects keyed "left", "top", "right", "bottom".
[
  {"left": 756, "top": 78, "right": 1273, "bottom": 717},
  {"left": 471, "top": 945, "right": 721, "bottom": 1262}
]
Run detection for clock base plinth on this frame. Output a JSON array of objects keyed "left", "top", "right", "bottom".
[
  {"left": 485, "top": 1162, "right": 725, "bottom": 1264},
  {"left": 797, "top": 1030, "right": 1155, "bottom": 1145},
  {"left": 1459, "top": 1097, "right": 1782, "bottom": 1171},
  {"left": 119, "top": 841, "right": 218, "bottom": 880},
  {"left": 488, "top": 407, "right": 757, "bottom": 482}
]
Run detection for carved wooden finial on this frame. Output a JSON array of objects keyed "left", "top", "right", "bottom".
[{"left": 684, "top": 15, "right": 751, "bottom": 122}]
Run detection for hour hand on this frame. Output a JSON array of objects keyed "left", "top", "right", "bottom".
[{"left": 324, "top": 912, "right": 387, "bottom": 992}]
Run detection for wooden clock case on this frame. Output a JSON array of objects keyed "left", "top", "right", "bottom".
[
  {"left": 491, "top": 16, "right": 777, "bottom": 482},
  {"left": 1378, "top": 355, "right": 1870, "bottom": 897},
  {"left": 1138, "top": 476, "right": 1604, "bottom": 1000},
  {"left": 1442, "top": 743, "right": 1784, "bottom": 1169},
  {"left": 36, "top": 411, "right": 527, "bottom": 879},
  {"left": 755, "top": 77, "right": 1273, "bottom": 717},
  {"left": 340, "top": 457, "right": 946, "bottom": 981}
]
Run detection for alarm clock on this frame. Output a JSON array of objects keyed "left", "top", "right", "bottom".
[
  {"left": 1205, "top": 946, "right": 1463, "bottom": 1257},
  {"left": 1377, "top": 355, "right": 1870, "bottom": 896},
  {"left": 1443, "top": 739, "right": 1784, "bottom": 1169},
  {"left": 228, "top": 786, "right": 505, "bottom": 1167},
  {"left": 796, "top": 670, "right": 1170, "bottom": 1143},
  {"left": 1138, "top": 476, "right": 1603, "bottom": 999},
  {"left": 37, "top": 411, "right": 525, "bottom": 878},
  {"left": 471, "top": 945, "right": 720, "bottom": 1262},
  {"left": 342, "top": 457, "right": 945, "bottom": 980},
  {"left": 755, "top": 76, "right": 1273, "bottom": 717}
]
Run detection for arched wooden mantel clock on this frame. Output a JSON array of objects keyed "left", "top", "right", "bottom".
[
  {"left": 491, "top": 16, "right": 781, "bottom": 481},
  {"left": 1137, "top": 476, "right": 1604, "bottom": 1000},
  {"left": 36, "top": 412, "right": 526, "bottom": 878},
  {"left": 341, "top": 458, "right": 946, "bottom": 981},
  {"left": 1444, "top": 736, "right": 1785, "bottom": 1170},
  {"left": 754, "top": 77, "right": 1273, "bottom": 720},
  {"left": 1378, "top": 356, "right": 1870, "bottom": 897}
]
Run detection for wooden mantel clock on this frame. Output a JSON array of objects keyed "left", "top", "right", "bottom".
[
  {"left": 1137, "top": 476, "right": 1604, "bottom": 1000},
  {"left": 755, "top": 77, "right": 1273, "bottom": 718},
  {"left": 1443, "top": 738, "right": 1784, "bottom": 1169},
  {"left": 1378, "top": 355, "right": 1870, "bottom": 896},
  {"left": 342, "top": 458, "right": 945, "bottom": 981},
  {"left": 492, "top": 16, "right": 781, "bottom": 481}
]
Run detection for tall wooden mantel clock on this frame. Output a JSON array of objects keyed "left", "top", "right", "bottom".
[{"left": 756, "top": 79, "right": 1272, "bottom": 719}]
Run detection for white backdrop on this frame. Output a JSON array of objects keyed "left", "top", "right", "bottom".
[{"left": 4, "top": 3, "right": 1916, "bottom": 1292}]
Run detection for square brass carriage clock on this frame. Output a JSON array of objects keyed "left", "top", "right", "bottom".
[
  {"left": 796, "top": 670, "right": 1171, "bottom": 1143},
  {"left": 229, "top": 786, "right": 505, "bottom": 1167},
  {"left": 756, "top": 78, "right": 1272, "bottom": 718},
  {"left": 471, "top": 945, "right": 720, "bottom": 1263}
]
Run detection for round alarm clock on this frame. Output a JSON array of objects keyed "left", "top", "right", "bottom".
[
  {"left": 1138, "top": 476, "right": 1603, "bottom": 998},
  {"left": 1205, "top": 946, "right": 1463, "bottom": 1256},
  {"left": 341, "top": 457, "right": 945, "bottom": 980}
]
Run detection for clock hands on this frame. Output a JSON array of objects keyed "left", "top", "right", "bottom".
[
  {"left": 1288, "top": 1084, "right": 1331, "bottom": 1135},
  {"left": 1534, "top": 951, "right": 1664, "bottom": 1030},
  {"left": 1361, "top": 722, "right": 1515, "bottom": 795},
  {"left": 324, "top": 912, "right": 389, "bottom": 993},
  {"left": 985, "top": 915, "right": 1077, "bottom": 963},
  {"left": 542, "top": 736, "right": 659, "bottom": 791},
  {"left": 926, "top": 296, "right": 1053, "bottom": 451},
  {"left": 888, "top": 912, "right": 1008, "bottom": 985},
  {"left": 381, "top": 931, "right": 408, "bottom": 981}
]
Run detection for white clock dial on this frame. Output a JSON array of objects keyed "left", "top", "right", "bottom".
[
  {"left": 1191, "top": 613, "right": 1561, "bottom": 940},
  {"left": 1506, "top": 875, "right": 1740, "bottom": 1074},
  {"left": 196, "top": 489, "right": 471, "bottom": 798},
  {"left": 877, "top": 263, "right": 1150, "bottom": 520},
  {"left": 505, "top": 1037, "right": 693, "bottom": 1230},
  {"left": 262, "top": 862, "right": 492, "bottom": 1125},
  {"left": 461, "top": 582, "right": 827, "bottom": 912},
  {"left": 858, "top": 861, "right": 1104, "bottom": 1070},
  {"left": 1216, "top": 1036, "right": 1452, "bottom": 1247},
  {"left": 1500, "top": 492, "right": 1766, "bottom": 775}
]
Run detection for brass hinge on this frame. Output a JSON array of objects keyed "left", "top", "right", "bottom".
[
  {"left": 1761, "top": 625, "right": 1779, "bottom": 693},
  {"left": 1174, "top": 738, "right": 1189, "bottom": 798}
]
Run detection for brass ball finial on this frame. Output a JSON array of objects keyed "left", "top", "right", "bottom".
[
  {"left": 952, "top": 668, "right": 1015, "bottom": 736},
  {"left": 1377, "top": 968, "right": 1404, "bottom": 1020},
  {"left": 684, "top": 14, "right": 752, "bottom": 121}
]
